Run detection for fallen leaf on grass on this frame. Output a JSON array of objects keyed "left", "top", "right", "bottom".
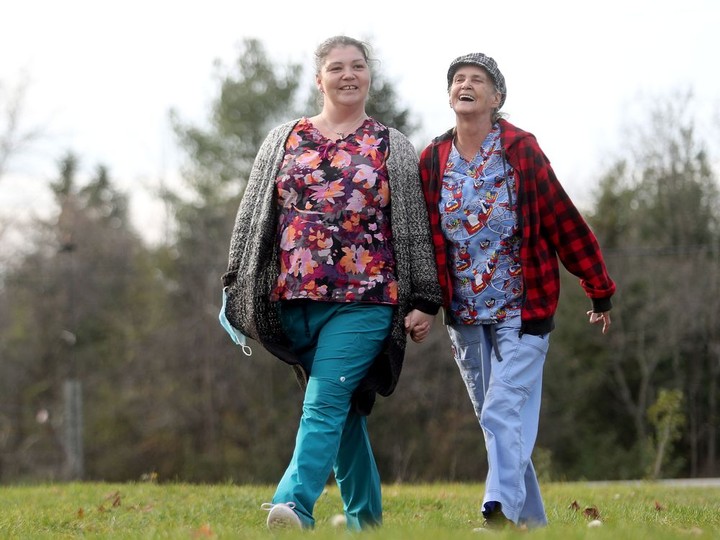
[
  {"left": 192, "top": 523, "right": 214, "bottom": 538},
  {"left": 97, "top": 491, "right": 122, "bottom": 512},
  {"left": 583, "top": 505, "right": 601, "bottom": 520},
  {"left": 568, "top": 499, "right": 601, "bottom": 520}
]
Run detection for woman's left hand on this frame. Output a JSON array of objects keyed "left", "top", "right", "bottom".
[{"left": 587, "top": 310, "right": 611, "bottom": 334}]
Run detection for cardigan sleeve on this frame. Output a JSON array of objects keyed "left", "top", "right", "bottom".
[
  {"left": 387, "top": 128, "right": 443, "bottom": 314},
  {"left": 221, "top": 121, "right": 297, "bottom": 338}
]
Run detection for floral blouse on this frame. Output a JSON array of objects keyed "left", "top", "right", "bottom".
[{"left": 271, "top": 117, "right": 398, "bottom": 305}]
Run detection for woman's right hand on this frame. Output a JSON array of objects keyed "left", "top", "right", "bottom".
[{"left": 404, "top": 309, "right": 435, "bottom": 343}]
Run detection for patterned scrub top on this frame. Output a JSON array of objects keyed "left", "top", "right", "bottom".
[
  {"left": 271, "top": 117, "right": 398, "bottom": 305},
  {"left": 439, "top": 124, "right": 523, "bottom": 324}
]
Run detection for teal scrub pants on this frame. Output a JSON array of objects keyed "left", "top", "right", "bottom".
[{"left": 272, "top": 300, "right": 393, "bottom": 530}]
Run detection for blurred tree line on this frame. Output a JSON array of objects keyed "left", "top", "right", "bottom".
[{"left": 0, "top": 40, "right": 718, "bottom": 484}]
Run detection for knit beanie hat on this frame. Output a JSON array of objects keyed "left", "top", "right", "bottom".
[{"left": 446, "top": 53, "right": 506, "bottom": 109}]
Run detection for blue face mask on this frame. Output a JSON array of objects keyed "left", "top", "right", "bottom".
[{"left": 219, "top": 287, "right": 252, "bottom": 356}]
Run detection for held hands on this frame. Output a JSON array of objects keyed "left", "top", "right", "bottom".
[
  {"left": 587, "top": 310, "right": 611, "bottom": 335},
  {"left": 404, "top": 309, "right": 436, "bottom": 343}
]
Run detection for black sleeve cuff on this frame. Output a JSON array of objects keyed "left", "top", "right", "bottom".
[
  {"left": 591, "top": 296, "right": 613, "bottom": 313},
  {"left": 411, "top": 298, "right": 442, "bottom": 316}
]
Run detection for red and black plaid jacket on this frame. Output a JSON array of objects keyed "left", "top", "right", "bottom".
[{"left": 418, "top": 119, "right": 615, "bottom": 335}]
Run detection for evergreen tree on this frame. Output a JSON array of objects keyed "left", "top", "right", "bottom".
[
  {"left": 544, "top": 92, "right": 720, "bottom": 479},
  {"left": 0, "top": 151, "right": 162, "bottom": 481}
]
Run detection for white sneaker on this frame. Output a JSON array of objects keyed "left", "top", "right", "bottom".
[{"left": 261, "top": 502, "right": 302, "bottom": 530}]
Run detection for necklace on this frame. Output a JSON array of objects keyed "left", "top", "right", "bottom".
[{"left": 318, "top": 113, "right": 368, "bottom": 140}]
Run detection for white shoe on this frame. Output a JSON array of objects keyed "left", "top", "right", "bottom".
[{"left": 262, "top": 502, "right": 302, "bottom": 530}]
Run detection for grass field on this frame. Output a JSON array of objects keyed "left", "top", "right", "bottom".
[{"left": 0, "top": 481, "right": 718, "bottom": 539}]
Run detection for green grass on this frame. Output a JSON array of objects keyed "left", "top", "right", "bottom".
[{"left": 0, "top": 481, "right": 717, "bottom": 539}]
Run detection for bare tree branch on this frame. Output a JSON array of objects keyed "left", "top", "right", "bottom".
[{"left": 0, "top": 74, "right": 43, "bottom": 181}]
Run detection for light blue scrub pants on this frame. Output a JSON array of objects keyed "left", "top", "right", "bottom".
[
  {"left": 273, "top": 300, "right": 393, "bottom": 530},
  {"left": 447, "top": 316, "right": 549, "bottom": 528}
]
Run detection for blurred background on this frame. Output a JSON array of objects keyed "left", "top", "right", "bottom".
[{"left": 1, "top": 0, "right": 718, "bottom": 484}]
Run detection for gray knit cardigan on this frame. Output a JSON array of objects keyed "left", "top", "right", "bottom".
[{"left": 222, "top": 119, "right": 442, "bottom": 414}]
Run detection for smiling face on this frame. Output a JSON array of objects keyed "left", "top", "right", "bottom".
[
  {"left": 449, "top": 65, "right": 501, "bottom": 118},
  {"left": 316, "top": 45, "right": 371, "bottom": 109}
]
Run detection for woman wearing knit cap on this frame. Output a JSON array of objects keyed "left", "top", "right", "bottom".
[{"left": 416, "top": 53, "right": 616, "bottom": 530}]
